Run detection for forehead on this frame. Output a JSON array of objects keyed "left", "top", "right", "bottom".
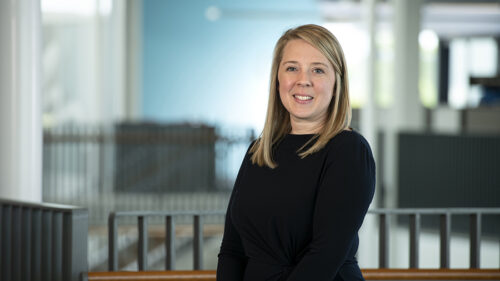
[{"left": 281, "top": 39, "right": 330, "bottom": 64}]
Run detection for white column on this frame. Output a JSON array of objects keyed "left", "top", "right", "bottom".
[
  {"left": 125, "top": 0, "right": 143, "bottom": 120},
  {"left": 393, "top": 0, "right": 424, "bottom": 131},
  {"left": 360, "top": 0, "right": 377, "bottom": 152},
  {"left": 358, "top": 0, "right": 379, "bottom": 269},
  {"left": 383, "top": 0, "right": 424, "bottom": 209},
  {"left": 0, "top": 0, "right": 43, "bottom": 202}
]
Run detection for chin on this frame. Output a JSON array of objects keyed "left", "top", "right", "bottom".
[{"left": 291, "top": 114, "right": 313, "bottom": 121}]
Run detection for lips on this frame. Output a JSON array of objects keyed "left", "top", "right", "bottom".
[
  {"left": 293, "top": 94, "right": 312, "bottom": 100},
  {"left": 293, "top": 94, "right": 313, "bottom": 104}
]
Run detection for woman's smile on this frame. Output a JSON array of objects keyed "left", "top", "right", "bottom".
[{"left": 293, "top": 94, "right": 314, "bottom": 103}]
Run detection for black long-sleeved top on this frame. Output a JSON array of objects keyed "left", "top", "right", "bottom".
[{"left": 217, "top": 130, "right": 375, "bottom": 281}]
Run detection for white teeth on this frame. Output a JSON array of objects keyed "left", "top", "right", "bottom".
[{"left": 294, "top": 95, "right": 312, "bottom": 101}]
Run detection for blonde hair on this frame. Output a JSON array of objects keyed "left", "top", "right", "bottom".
[{"left": 250, "top": 24, "right": 351, "bottom": 168}]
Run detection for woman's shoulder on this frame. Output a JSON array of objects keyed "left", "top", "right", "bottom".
[
  {"left": 324, "top": 128, "right": 373, "bottom": 157},
  {"left": 242, "top": 139, "right": 260, "bottom": 163},
  {"left": 246, "top": 139, "right": 258, "bottom": 154}
]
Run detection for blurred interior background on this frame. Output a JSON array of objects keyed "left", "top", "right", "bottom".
[{"left": 1, "top": 0, "right": 499, "bottom": 273}]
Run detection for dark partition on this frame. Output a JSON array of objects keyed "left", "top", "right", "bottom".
[
  {"left": 398, "top": 132, "right": 500, "bottom": 236},
  {"left": 0, "top": 198, "right": 88, "bottom": 281},
  {"left": 114, "top": 123, "right": 216, "bottom": 192}
]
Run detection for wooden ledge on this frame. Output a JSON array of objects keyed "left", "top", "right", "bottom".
[
  {"left": 85, "top": 271, "right": 216, "bottom": 281},
  {"left": 362, "top": 269, "right": 500, "bottom": 280},
  {"left": 85, "top": 269, "right": 500, "bottom": 281}
]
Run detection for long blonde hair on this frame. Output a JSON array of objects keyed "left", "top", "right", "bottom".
[{"left": 249, "top": 24, "right": 351, "bottom": 168}]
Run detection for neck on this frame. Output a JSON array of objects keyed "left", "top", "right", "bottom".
[{"left": 290, "top": 118, "right": 324, "bottom": 134}]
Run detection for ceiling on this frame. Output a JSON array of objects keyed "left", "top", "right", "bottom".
[{"left": 319, "top": 0, "right": 500, "bottom": 38}]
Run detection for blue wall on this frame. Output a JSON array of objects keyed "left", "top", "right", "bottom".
[{"left": 142, "top": 0, "right": 319, "bottom": 131}]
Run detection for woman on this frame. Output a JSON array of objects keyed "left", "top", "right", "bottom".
[{"left": 217, "top": 24, "right": 375, "bottom": 281}]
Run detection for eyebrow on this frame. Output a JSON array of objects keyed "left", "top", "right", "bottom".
[{"left": 282, "top": 60, "right": 330, "bottom": 68}]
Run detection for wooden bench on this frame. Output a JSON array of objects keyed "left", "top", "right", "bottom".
[{"left": 84, "top": 269, "right": 500, "bottom": 281}]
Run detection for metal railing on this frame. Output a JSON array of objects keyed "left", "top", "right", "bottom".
[
  {"left": 0, "top": 198, "right": 88, "bottom": 281},
  {"left": 373, "top": 208, "right": 500, "bottom": 269},
  {"left": 107, "top": 208, "right": 500, "bottom": 272},
  {"left": 108, "top": 210, "right": 225, "bottom": 271}
]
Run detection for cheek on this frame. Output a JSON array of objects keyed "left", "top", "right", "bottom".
[
  {"left": 278, "top": 74, "right": 293, "bottom": 91},
  {"left": 277, "top": 81, "right": 291, "bottom": 109},
  {"left": 315, "top": 81, "right": 335, "bottom": 106},
  {"left": 321, "top": 79, "right": 335, "bottom": 98},
  {"left": 278, "top": 80, "right": 289, "bottom": 105},
  {"left": 278, "top": 88, "right": 288, "bottom": 107}
]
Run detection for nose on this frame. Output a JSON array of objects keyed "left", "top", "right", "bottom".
[{"left": 296, "top": 71, "right": 311, "bottom": 87}]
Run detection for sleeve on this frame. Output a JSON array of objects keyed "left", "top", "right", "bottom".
[
  {"left": 216, "top": 142, "right": 254, "bottom": 280},
  {"left": 286, "top": 135, "right": 375, "bottom": 281}
]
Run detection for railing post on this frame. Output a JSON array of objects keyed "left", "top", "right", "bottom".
[
  {"left": 166, "top": 215, "right": 176, "bottom": 270},
  {"left": 440, "top": 213, "right": 451, "bottom": 268},
  {"left": 138, "top": 216, "right": 149, "bottom": 271},
  {"left": 0, "top": 205, "right": 2, "bottom": 279},
  {"left": 194, "top": 215, "right": 203, "bottom": 270},
  {"left": 470, "top": 213, "right": 481, "bottom": 268},
  {"left": 52, "top": 212, "right": 63, "bottom": 281},
  {"left": 42, "top": 210, "right": 53, "bottom": 280},
  {"left": 0, "top": 205, "right": 12, "bottom": 281},
  {"left": 108, "top": 213, "right": 118, "bottom": 271},
  {"left": 12, "top": 206, "right": 21, "bottom": 281},
  {"left": 379, "top": 213, "right": 389, "bottom": 268},
  {"left": 21, "top": 208, "right": 32, "bottom": 281},
  {"left": 62, "top": 208, "right": 88, "bottom": 281},
  {"left": 32, "top": 209, "right": 42, "bottom": 280},
  {"left": 409, "top": 213, "right": 420, "bottom": 268}
]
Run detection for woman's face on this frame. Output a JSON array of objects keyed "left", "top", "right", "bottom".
[{"left": 278, "top": 39, "right": 336, "bottom": 134}]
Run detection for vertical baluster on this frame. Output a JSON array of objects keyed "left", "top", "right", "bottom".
[
  {"left": 32, "top": 209, "right": 42, "bottom": 281},
  {"left": 52, "top": 212, "right": 63, "bottom": 281},
  {"left": 166, "top": 216, "right": 176, "bottom": 270},
  {"left": 83, "top": 126, "right": 89, "bottom": 208},
  {"left": 42, "top": 210, "right": 53, "bottom": 281},
  {"left": 63, "top": 127, "right": 68, "bottom": 200},
  {"left": 379, "top": 213, "right": 389, "bottom": 268},
  {"left": 2, "top": 205, "right": 12, "bottom": 281},
  {"left": 75, "top": 126, "right": 80, "bottom": 202},
  {"left": 440, "top": 213, "right": 451, "bottom": 268},
  {"left": 193, "top": 215, "right": 203, "bottom": 270},
  {"left": 56, "top": 127, "right": 62, "bottom": 200},
  {"left": 0, "top": 204, "right": 2, "bottom": 279},
  {"left": 12, "top": 206, "right": 21, "bottom": 281},
  {"left": 98, "top": 126, "right": 105, "bottom": 197},
  {"left": 70, "top": 126, "right": 75, "bottom": 204},
  {"left": 62, "top": 209, "right": 88, "bottom": 281},
  {"left": 470, "top": 213, "right": 481, "bottom": 268},
  {"left": 42, "top": 133, "right": 49, "bottom": 199},
  {"left": 21, "top": 207, "right": 32, "bottom": 281},
  {"left": 108, "top": 213, "right": 118, "bottom": 271},
  {"left": 409, "top": 213, "right": 420, "bottom": 268},
  {"left": 138, "top": 216, "right": 148, "bottom": 270},
  {"left": 50, "top": 131, "right": 56, "bottom": 200},
  {"left": 56, "top": 129, "right": 62, "bottom": 200}
]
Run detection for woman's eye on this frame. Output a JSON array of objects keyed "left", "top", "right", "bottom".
[
  {"left": 313, "top": 68, "right": 325, "bottom": 74},
  {"left": 286, "top": 66, "right": 297, "bottom": 72}
]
